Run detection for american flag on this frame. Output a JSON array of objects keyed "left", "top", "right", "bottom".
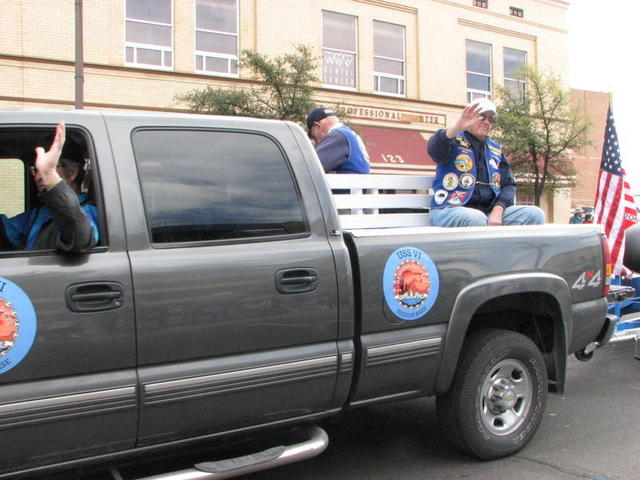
[{"left": 593, "top": 106, "right": 637, "bottom": 276}]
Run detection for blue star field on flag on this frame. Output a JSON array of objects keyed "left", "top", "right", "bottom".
[{"left": 600, "top": 110, "right": 622, "bottom": 175}]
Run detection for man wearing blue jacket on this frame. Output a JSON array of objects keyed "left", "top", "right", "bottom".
[
  {"left": 427, "top": 98, "right": 544, "bottom": 227},
  {"left": 306, "top": 107, "right": 370, "bottom": 174},
  {"left": 0, "top": 122, "right": 99, "bottom": 252}
]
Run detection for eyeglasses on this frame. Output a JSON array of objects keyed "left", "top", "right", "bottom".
[
  {"left": 29, "top": 164, "right": 64, "bottom": 176},
  {"left": 480, "top": 113, "right": 496, "bottom": 124}
]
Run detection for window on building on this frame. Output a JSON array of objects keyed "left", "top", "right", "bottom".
[
  {"left": 132, "top": 130, "right": 307, "bottom": 244},
  {"left": 466, "top": 40, "right": 492, "bottom": 103},
  {"left": 510, "top": 6, "right": 524, "bottom": 17},
  {"left": 473, "top": 0, "right": 488, "bottom": 8},
  {"left": 373, "top": 20, "right": 405, "bottom": 96},
  {"left": 195, "top": 0, "right": 239, "bottom": 76},
  {"left": 515, "top": 190, "right": 535, "bottom": 206},
  {"left": 504, "top": 47, "right": 527, "bottom": 102},
  {"left": 125, "top": 0, "right": 173, "bottom": 69},
  {"left": 322, "top": 11, "right": 357, "bottom": 90}
]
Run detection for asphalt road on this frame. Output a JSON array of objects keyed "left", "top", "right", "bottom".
[
  {"left": 36, "top": 339, "right": 639, "bottom": 480},
  {"left": 241, "top": 339, "right": 639, "bottom": 480}
]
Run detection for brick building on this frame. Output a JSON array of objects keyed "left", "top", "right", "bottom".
[
  {"left": 570, "top": 89, "right": 610, "bottom": 210},
  {"left": 1, "top": 0, "right": 601, "bottom": 222}
]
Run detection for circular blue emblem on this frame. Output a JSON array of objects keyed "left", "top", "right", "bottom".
[
  {"left": 383, "top": 247, "right": 440, "bottom": 321},
  {"left": 0, "top": 278, "right": 37, "bottom": 374}
]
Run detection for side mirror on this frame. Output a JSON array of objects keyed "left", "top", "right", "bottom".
[{"left": 623, "top": 224, "right": 640, "bottom": 273}]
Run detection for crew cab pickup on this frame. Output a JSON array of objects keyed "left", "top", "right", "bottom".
[{"left": 0, "top": 110, "right": 613, "bottom": 479}]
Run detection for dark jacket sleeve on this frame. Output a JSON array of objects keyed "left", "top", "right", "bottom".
[
  {"left": 427, "top": 129, "right": 455, "bottom": 165},
  {"left": 315, "top": 130, "right": 350, "bottom": 172},
  {"left": 494, "top": 153, "right": 516, "bottom": 210},
  {"left": 39, "top": 181, "right": 98, "bottom": 252},
  {"left": 0, "top": 222, "right": 11, "bottom": 250}
]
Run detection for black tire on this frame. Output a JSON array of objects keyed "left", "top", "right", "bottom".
[{"left": 436, "top": 328, "right": 548, "bottom": 459}]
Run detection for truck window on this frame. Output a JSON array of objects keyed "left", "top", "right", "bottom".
[
  {"left": 132, "top": 129, "right": 307, "bottom": 244},
  {"left": 0, "top": 126, "right": 102, "bottom": 253},
  {"left": 0, "top": 158, "right": 25, "bottom": 217}
]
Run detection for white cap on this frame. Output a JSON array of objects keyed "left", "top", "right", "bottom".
[{"left": 470, "top": 98, "right": 497, "bottom": 115}]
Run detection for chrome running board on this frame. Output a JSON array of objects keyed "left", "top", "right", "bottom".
[{"left": 135, "top": 425, "right": 329, "bottom": 480}]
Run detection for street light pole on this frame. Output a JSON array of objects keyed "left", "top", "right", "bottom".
[{"left": 75, "top": 0, "right": 84, "bottom": 109}]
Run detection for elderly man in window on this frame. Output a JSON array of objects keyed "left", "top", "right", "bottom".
[{"left": 0, "top": 122, "right": 99, "bottom": 252}]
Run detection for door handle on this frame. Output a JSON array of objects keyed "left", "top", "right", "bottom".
[
  {"left": 65, "top": 282, "right": 124, "bottom": 312},
  {"left": 275, "top": 268, "right": 319, "bottom": 294}
]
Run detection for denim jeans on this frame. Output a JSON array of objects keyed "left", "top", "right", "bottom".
[{"left": 429, "top": 205, "right": 545, "bottom": 227}]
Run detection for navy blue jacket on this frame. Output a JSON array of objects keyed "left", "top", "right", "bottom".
[
  {"left": 316, "top": 125, "right": 370, "bottom": 174},
  {"left": 428, "top": 129, "right": 516, "bottom": 214},
  {"left": 0, "top": 181, "right": 99, "bottom": 252}
]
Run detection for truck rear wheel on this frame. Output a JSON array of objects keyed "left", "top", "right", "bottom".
[{"left": 436, "top": 328, "right": 547, "bottom": 459}]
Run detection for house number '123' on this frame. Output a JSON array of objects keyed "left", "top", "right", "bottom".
[{"left": 381, "top": 154, "right": 405, "bottom": 163}]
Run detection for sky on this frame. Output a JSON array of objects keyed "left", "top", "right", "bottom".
[{"left": 568, "top": 1, "right": 639, "bottom": 194}]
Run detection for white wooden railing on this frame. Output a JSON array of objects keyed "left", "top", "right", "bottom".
[{"left": 325, "top": 174, "right": 434, "bottom": 229}]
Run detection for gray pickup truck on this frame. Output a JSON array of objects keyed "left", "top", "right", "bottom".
[{"left": 0, "top": 110, "right": 613, "bottom": 479}]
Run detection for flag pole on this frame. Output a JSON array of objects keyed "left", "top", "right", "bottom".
[{"left": 608, "top": 91, "right": 614, "bottom": 115}]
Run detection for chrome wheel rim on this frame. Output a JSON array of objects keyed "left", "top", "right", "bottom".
[{"left": 480, "top": 358, "right": 532, "bottom": 436}]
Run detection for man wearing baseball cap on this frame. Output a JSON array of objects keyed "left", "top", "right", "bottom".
[
  {"left": 306, "top": 107, "right": 370, "bottom": 174},
  {"left": 427, "top": 98, "right": 544, "bottom": 227}
]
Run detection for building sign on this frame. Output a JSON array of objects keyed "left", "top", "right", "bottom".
[
  {"left": 344, "top": 106, "right": 403, "bottom": 121},
  {"left": 323, "top": 51, "right": 356, "bottom": 89},
  {"left": 420, "top": 113, "right": 446, "bottom": 126},
  {"left": 342, "top": 105, "right": 446, "bottom": 128}
]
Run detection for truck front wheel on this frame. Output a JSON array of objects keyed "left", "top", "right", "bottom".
[{"left": 436, "top": 328, "right": 547, "bottom": 459}]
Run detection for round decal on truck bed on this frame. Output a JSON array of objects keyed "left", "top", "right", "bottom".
[
  {"left": 383, "top": 247, "right": 439, "bottom": 321},
  {"left": 0, "top": 278, "right": 37, "bottom": 374}
]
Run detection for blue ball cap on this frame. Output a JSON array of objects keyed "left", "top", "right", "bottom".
[{"left": 306, "top": 107, "right": 336, "bottom": 135}]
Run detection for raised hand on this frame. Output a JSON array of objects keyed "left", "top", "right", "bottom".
[
  {"left": 33, "top": 121, "right": 65, "bottom": 191},
  {"left": 446, "top": 103, "right": 483, "bottom": 139}
]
